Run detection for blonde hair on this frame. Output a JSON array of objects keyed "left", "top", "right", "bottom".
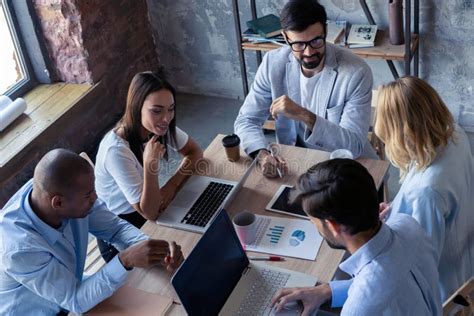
[{"left": 374, "top": 76, "right": 455, "bottom": 179}]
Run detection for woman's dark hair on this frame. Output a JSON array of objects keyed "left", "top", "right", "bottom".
[
  {"left": 280, "top": 0, "right": 327, "bottom": 34},
  {"left": 118, "top": 70, "right": 177, "bottom": 164},
  {"left": 292, "top": 159, "right": 379, "bottom": 235}
]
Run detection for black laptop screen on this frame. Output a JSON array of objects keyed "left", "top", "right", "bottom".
[{"left": 171, "top": 210, "right": 249, "bottom": 316}]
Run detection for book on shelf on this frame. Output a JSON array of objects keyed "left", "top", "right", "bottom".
[
  {"left": 243, "top": 37, "right": 285, "bottom": 46},
  {"left": 347, "top": 24, "right": 377, "bottom": 48},
  {"left": 326, "top": 20, "right": 346, "bottom": 45},
  {"left": 242, "top": 28, "right": 285, "bottom": 46},
  {"left": 246, "top": 14, "right": 282, "bottom": 38}
]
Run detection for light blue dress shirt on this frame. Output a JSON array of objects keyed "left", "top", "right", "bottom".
[
  {"left": 0, "top": 179, "right": 148, "bottom": 315},
  {"left": 329, "top": 214, "right": 442, "bottom": 315},
  {"left": 389, "top": 125, "right": 474, "bottom": 300}
]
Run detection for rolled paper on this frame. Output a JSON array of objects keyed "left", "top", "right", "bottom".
[
  {"left": 0, "top": 97, "right": 27, "bottom": 132},
  {"left": 0, "top": 95, "right": 12, "bottom": 112}
]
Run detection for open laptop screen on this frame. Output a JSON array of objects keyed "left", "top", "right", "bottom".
[{"left": 171, "top": 210, "right": 249, "bottom": 315}]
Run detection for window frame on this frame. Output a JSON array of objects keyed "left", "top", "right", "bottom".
[{"left": 2, "top": 0, "right": 52, "bottom": 99}]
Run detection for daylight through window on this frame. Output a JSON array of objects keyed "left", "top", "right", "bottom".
[{"left": 0, "top": 0, "right": 27, "bottom": 96}]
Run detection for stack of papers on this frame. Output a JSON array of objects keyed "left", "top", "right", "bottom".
[
  {"left": 347, "top": 24, "right": 378, "bottom": 48},
  {"left": 326, "top": 20, "right": 346, "bottom": 45}
]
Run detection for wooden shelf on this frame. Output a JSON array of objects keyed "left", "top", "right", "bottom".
[
  {"left": 242, "top": 41, "right": 282, "bottom": 52},
  {"left": 233, "top": 0, "right": 419, "bottom": 95},
  {"left": 350, "top": 30, "right": 419, "bottom": 61},
  {"left": 242, "top": 29, "right": 419, "bottom": 62}
]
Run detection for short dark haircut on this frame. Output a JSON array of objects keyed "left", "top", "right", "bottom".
[
  {"left": 34, "top": 148, "right": 93, "bottom": 195},
  {"left": 292, "top": 159, "right": 379, "bottom": 235},
  {"left": 280, "top": 0, "right": 327, "bottom": 33}
]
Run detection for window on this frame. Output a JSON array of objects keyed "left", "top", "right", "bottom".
[
  {"left": 0, "top": 0, "right": 50, "bottom": 99},
  {"left": 1, "top": 0, "right": 28, "bottom": 96}
]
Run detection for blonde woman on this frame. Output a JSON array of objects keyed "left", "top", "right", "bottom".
[{"left": 374, "top": 76, "right": 474, "bottom": 301}]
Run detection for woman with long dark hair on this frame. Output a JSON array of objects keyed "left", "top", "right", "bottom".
[{"left": 94, "top": 71, "right": 203, "bottom": 261}]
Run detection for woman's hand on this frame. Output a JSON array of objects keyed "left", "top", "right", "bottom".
[
  {"left": 143, "top": 135, "right": 166, "bottom": 173},
  {"left": 379, "top": 202, "right": 391, "bottom": 222}
]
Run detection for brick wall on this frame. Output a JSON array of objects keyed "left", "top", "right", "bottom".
[
  {"left": 0, "top": 0, "right": 159, "bottom": 206},
  {"left": 33, "top": 0, "right": 92, "bottom": 83}
]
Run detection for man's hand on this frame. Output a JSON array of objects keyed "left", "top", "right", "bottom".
[
  {"left": 379, "top": 202, "right": 391, "bottom": 222},
  {"left": 271, "top": 284, "right": 332, "bottom": 316},
  {"left": 119, "top": 239, "right": 172, "bottom": 270},
  {"left": 163, "top": 241, "right": 184, "bottom": 272},
  {"left": 257, "top": 150, "right": 288, "bottom": 178},
  {"left": 270, "top": 95, "right": 316, "bottom": 130}
]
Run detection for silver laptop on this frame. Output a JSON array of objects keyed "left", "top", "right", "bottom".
[
  {"left": 172, "top": 210, "right": 318, "bottom": 315},
  {"left": 156, "top": 159, "right": 256, "bottom": 234}
]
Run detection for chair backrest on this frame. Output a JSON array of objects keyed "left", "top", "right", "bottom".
[
  {"left": 443, "top": 277, "right": 474, "bottom": 316},
  {"left": 79, "top": 152, "right": 95, "bottom": 168}
]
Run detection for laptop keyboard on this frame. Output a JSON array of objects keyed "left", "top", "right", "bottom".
[
  {"left": 180, "top": 181, "right": 234, "bottom": 227},
  {"left": 236, "top": 269, "right": 291, "bottom": 316}
]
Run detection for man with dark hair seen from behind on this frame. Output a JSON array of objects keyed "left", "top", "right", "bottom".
[
  {"left": 272, "top": 159, "right": 442, "bottom": 315},
  {"left": 235, "top": 0, "right": 377, "bottom": 178},
  {"left": 0, "top": 149, "right": 183, "bottom": 315}
]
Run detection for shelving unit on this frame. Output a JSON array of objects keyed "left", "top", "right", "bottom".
[{"left": 232, "top": 0, "right": 420, "bottom": 96}]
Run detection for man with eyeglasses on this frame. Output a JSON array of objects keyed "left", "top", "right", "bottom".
[{"left": 234, "top": 0, "right": 377, "bottom": 178}]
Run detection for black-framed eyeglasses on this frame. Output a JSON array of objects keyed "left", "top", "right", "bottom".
[{"left": 286, "top": 35, "right": 326, "bottom": 52}]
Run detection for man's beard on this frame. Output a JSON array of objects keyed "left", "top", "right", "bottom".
[
  {"left": 298, "top": 52, "right": 324, "bottom": 70},
  {"left": 324, "top": 234, "right": 346, "bottom": 250}
]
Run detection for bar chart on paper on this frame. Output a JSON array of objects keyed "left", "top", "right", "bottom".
[
  {"left": 245, "top": 215, "right": 322, "bottom": 260},
  {"left": 267, "top": 225, "right": 284, "bottom": 244}
]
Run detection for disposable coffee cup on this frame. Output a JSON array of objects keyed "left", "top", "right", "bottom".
[
  {"left": 232, "top": 211, "right": 258, "bottom": 245},
  {"left": 330, "top": 149, "right": 354, "bottom": 160},
  {"left": 222, "top": 134, "right": 240, "bottom": 162}
]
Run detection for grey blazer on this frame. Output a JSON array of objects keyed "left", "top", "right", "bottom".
[{"left": 234, "top": 43, "right": 378, "bottom": 159}]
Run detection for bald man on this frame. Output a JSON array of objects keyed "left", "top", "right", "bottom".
[{"left": 0, "top": 149, "right": 183, "bottom": 315}]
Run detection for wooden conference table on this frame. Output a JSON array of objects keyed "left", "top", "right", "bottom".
[{"left": 127, "top": 134, "right": 390, "bottom": 314}]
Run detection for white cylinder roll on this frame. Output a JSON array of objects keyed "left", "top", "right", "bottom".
[
  {"left": 0, "top": 98, "right": 27, "bottom": 132},
  {"left": 0, "top": 95, "right": 12, "bottom": 112}
]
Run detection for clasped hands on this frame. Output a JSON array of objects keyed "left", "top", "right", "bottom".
[{"left": 119, "top": 239, "right": 184, "bottom": 272}]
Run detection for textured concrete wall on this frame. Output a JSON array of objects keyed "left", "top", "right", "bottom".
[
  {"left": 0, "top": 0, "right": 159, "bottom": 206},
  {"left": 147, "top": 0, "right": 474, "bottom": 144},
  {"left": 147, "top": 0, "right": 244, "bottom": 98}
]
